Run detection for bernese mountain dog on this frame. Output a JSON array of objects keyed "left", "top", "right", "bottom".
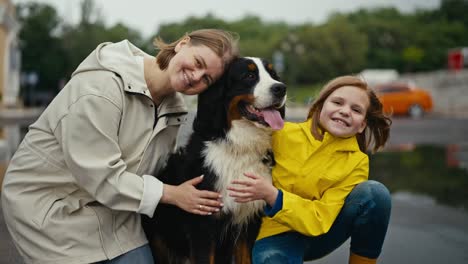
[{"left": 142, "top": 57, "right": 287, "bottom": 264}]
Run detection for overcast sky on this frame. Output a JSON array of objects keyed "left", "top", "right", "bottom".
[{"left": 13, "top": 0, "right": 441, "bottom": 37}]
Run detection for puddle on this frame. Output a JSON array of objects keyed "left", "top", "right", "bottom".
[{"left": 370, "top": 144, "right": 468, "bottom": 211}]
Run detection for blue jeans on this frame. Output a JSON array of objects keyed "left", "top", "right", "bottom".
[
  {"left": 94, "top": 244, "right": 154, "bottom": 264},
  {"left": 252, "top": 180, "right": 392, "bottom": 264}
]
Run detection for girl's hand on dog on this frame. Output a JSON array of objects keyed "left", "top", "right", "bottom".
[
  {"left": 161, "top": 175, "right": 223, "bottom": 215},
  {"left": 227, "top": 172, "right": 278, "bottom": 206}
]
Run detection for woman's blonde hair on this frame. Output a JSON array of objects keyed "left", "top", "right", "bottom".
[
  {"left": 153, "top": 28, "right": 239, "bottom": 71},
  {"left": 307, "top": 75, "right": 392, "bottom": 153}
]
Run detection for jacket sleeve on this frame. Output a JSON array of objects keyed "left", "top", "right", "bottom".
[
  {"left": 55, "top": 93, "right": 162, "bottom": 217},
  {"left": 269, "top": 155, "right": 368, "bottom": 236}
]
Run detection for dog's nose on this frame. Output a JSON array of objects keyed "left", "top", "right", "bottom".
[{"left": 271, "top": 83, "right": 286, "bottom": 98}]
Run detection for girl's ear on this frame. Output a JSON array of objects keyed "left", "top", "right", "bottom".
[
  {"left": 358, "top": 120, "right": 367, "bottom": 133},
  {"left": 174, "top": 36, "right": 191, "bottom": 52}
]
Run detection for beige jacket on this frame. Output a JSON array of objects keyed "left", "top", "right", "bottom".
[{"left": 1, "top": 40, "right": 188, "bottom": 264}]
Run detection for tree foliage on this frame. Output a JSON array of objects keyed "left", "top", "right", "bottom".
[
  {"left": 16, "top": 0, "right": 144, "bottom": 96},
  {"left": 290, "top": 15, "right": 368, "bottom": 84},
  {"left": 16, "top": 2, "right": 67, "bottom": 93},
  {"left": 14, "top": 0, "right": 468, "bottom": 96}
]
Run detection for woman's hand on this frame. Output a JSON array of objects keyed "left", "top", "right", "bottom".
[
  {"left": 227, "top": 172, "right": 278, "bottom": 206},
  {"left": 161, "top": 175, "right": 223, "bottom": 215}
]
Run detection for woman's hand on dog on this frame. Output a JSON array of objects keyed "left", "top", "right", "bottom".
[
  {"left": 227, "top": 172, "right": 278, "bottom": 206},
  {"left": 161, "top": 175, "right": 224, "bottom": 215}
]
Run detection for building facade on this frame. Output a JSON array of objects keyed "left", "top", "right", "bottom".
[{"left": 0, "top": 0, "right": 20, "bottom": 108}]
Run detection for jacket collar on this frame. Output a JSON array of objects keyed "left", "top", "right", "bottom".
[
  {"left": 103, "top": 41, "right": 188, "bottom": 116},
  {"left": 300, "top": 118, "right": 361, "bottom": 152},
  {"left": 72, "top": 40, "right": 153, "bottom": 100},
  {"left": 97, "top": 40, "right": 151, "bottom": 98},
  {"left": 157, "top": 92, "right": 188, "bottom": 117},
  {"left": 72, "top": 40, "right": 188, "bottom": 116}
]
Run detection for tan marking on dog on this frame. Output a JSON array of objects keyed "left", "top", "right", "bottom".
[
  {"left": 227, "top": 94, "right": 254, "bottom": 127},
  {"left": 248, "top": 63, "right": 257, "bottom": 71}
]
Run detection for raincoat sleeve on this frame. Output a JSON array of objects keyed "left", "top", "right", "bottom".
[
  {"left": 269, "top": 156, "right": 368, "bottom": 236},
  {"left": 54, "top": 91, "right": 162, "bottom": 217}
]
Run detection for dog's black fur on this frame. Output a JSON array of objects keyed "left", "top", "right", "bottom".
[{"left": 142, "top": 57, "right": 287, "bottom": 264}]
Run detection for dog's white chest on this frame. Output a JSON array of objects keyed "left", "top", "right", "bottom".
[{"left": 202, "top": 123, "right": 273, "bottom": 225}]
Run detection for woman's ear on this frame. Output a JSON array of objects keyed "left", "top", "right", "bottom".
[{"left": 174, "top": 36, "right": 191, "bottom": 52}]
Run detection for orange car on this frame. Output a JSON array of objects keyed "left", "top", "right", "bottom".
[{"left": 374, "top": 82, "right": 433, "bottom": 118}]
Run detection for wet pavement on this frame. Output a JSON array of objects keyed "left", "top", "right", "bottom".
[
  {"left": 1, "top": 191, "right": 467, "bottom": 263},
  {"left": 0, "top": 203, "right": 23, "bottom": 264},
  {"left": 307, "top": 192, "right": 468, "bottom": 263}
]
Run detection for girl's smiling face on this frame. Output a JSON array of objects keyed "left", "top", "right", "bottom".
[
  {"left": 319, "top": 85, "right": 370, "bottom": 138},
  {"left": 167, "top": 39, "right": 224, "bottom": 95}
]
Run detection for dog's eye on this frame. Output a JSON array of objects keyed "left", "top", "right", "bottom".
[{"left": 246, "top": 73, "right": 256, "bottom": 80}]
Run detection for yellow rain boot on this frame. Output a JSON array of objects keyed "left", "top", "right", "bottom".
[{"left": 349, "top": 252, "right": 377, "bottom": 264}]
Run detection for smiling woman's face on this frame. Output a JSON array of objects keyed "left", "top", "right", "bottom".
[
  {"left": 319, "top": 85, "right": 370, "bottom": 138},
  {"left": 167, "top": 40, "right": 224, "bottom": 95}
]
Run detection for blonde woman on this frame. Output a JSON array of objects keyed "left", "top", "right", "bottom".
[{"left": 2, "top": 29, "right": 238, "bottom": 264}]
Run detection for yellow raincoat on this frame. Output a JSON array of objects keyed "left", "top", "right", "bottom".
[{"left": 257, "top": 118, "right": 369, "bottom": 240}]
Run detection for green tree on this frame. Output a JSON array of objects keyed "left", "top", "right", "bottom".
[
  {"left": 402, "top": 46, "right": 424, "bottom": 71},
  {"left": 230, "top": 15, "right": 289, "bottom": 59},
  {"left": 60, "top": 0, "right": 143, "bottom": 78},
  {"left": 16, "top": 0, "right": 144, "bottom": 100},
  {"left": 438, "top": 0, "right": 468, "bottom": 26},
  {"left": 151, "top": 14, "right": 289, "bottom": 71},
  {"left": 347, "top": 8, "right": 411, "bottom": 70},
  {"left": 15, "top": 0, "right": 468, "bottom": 94},
  {"left": 147, "top": 13, "right": 231, "bottom": 51},
  {"left": 347, "top": 5, "right": 468, "bottom": 72},
  {"left": 288, "top": 16, "right": 367, "bottom": 84},
  {"left": 16, "top": 2, "right": 67, "bottom": 95}
]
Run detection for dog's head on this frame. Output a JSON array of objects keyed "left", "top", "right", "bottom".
[
  {"left": 225, "top": 57, "right": 286, "bottom": 130},
  {"left": 194, "top": 57, "right": 287, "bottom": 138}
]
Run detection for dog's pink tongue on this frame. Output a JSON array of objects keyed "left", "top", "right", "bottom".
[{"left": 261, "top": 109, "right": 284, "bottom": 130}]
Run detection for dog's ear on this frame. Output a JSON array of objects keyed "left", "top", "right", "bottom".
[{"left": 192, "top": 74, "right": 228, "bottom": 139}]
